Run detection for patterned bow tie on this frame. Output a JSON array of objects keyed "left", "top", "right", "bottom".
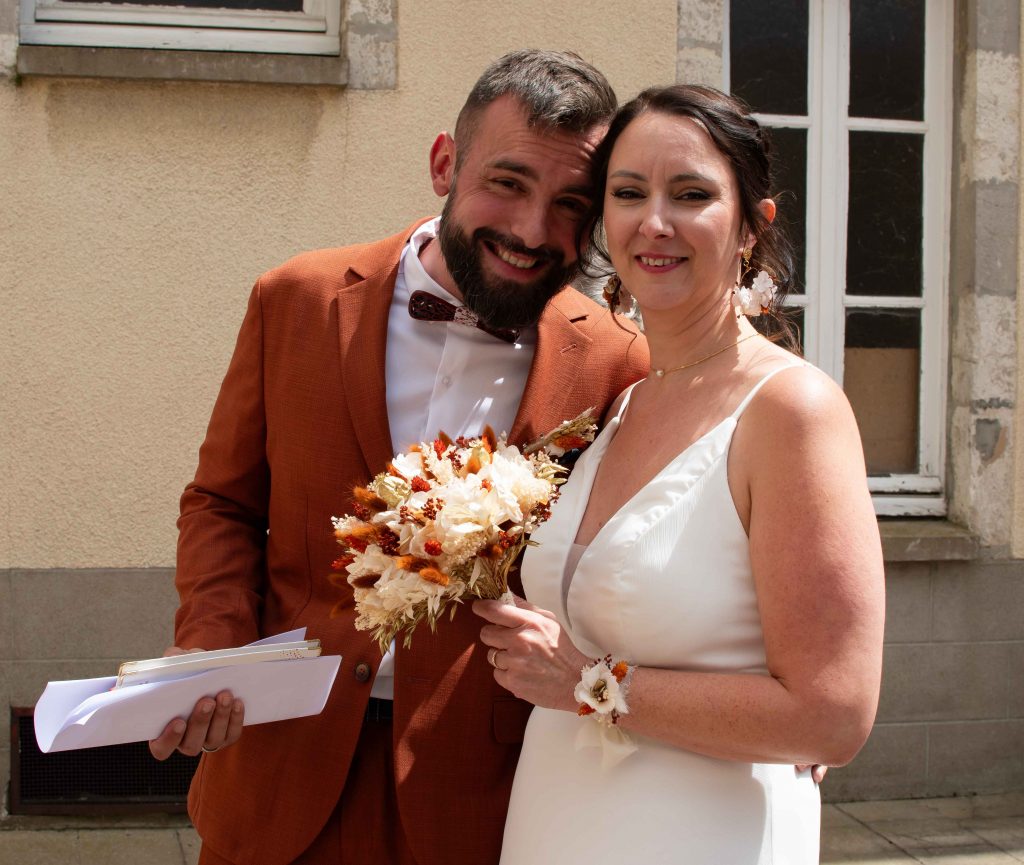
[{"left": 408, "top": 290, "right": 520, "bottom": 344}]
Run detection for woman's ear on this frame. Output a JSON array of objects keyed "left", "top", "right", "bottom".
[
  {"left": 429, "top": 132, "right": 457, "bottom": 198},
  {"left": 740, "top": 198, "right": 778, "bottom": 252}
]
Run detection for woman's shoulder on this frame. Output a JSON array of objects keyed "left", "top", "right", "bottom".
[{"left": 736, "top": 348, "right": 862, "bottom": 457}]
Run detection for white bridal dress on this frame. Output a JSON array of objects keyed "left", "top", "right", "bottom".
[{"left": 500, "top": 367, "right": 820, "bottom": 865}]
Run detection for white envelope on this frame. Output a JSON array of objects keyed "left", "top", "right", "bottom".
[{"left": 34, "top": 629, "right": 341, "bottom": 753}]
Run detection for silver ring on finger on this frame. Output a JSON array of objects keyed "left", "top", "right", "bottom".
[{"left": 201, "top": 745, "right": 220, "bottom": 754}]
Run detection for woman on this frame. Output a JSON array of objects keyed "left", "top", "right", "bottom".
[{"left": 474, "top": 85, "right": 885, "bottom": 864}]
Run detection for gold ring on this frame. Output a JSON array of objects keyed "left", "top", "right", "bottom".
[{"left": 201, "top": 745, "right": 219, "bottom": 754}]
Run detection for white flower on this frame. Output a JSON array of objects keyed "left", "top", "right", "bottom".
[
  {"left": 733, "top": 285, "right": 760, "bottom": 316},
  {"left": 574, "top": 662, "right": 629, "bottom": 716},
  {"left": 751, "top": 269, "right": 777, "bottom": 302}
]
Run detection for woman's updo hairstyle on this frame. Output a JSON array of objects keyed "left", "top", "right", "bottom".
[{"left": 582, "top": 84, "right": 799, "bottom": 349}]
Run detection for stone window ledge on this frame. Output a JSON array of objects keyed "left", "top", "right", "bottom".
[
  {"left": 17, "top": 45, "right": 348, "bottom": 86},
  {"left": 879, "top": 519, "right": 979, "bottom": 562}
]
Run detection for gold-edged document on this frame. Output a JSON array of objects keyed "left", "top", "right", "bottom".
[{"left": 116, "top": 640, "right": 322, "bottom": 688}]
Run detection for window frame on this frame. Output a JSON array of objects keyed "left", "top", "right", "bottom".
[
  {"left": 725, "top": 0, "right": 953, "bottom": 517},
  {"left": 18, "top": 0, "right": 342, "bottom": 55}
]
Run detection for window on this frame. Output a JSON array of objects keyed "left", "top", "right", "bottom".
[
  {"left": 18, "top": 0, "right": 342, "bottom": 55},
  {"left": 728, "top": 0, "right": 952, "bottom": 516}
]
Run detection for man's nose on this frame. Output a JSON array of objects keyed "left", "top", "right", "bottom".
[{"left": 509, "top": 201, "right": 551, "bottom": 252}]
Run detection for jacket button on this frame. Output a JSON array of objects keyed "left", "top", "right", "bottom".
[{"left": 354, "top": 662, "right": 371, "bottom": 682}]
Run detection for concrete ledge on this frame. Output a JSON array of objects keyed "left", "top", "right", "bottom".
[
  {"left": 17, "top": 45, "right": 348, "bottom": 86},
  {"left": 880, "top": 519, "right": 980, "bottom": 562}
]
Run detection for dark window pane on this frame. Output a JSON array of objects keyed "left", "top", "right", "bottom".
[
  {"left": 64, "top": 0, "right": 302, "bottom": 9},
  {"left": 847, "top": 131, "right": 923, "bottom": 297},
  {"left": 850, "top": 0, "right": 925, "bottom": 121},
  {"left": 844, "top": 308, "right": 920, "bottom": 474},
  {"left": 730, "top": 0, "right": 809, "bottom": 115},
  {"left": 767, "top": 126, "right": 806, "bottom": 294}
]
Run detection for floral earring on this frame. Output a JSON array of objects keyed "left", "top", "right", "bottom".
[
  {"left": 732, "top": 248, "right": 777, "bottom": 317},
  {"left": 602, "top": 274, "right": 634, "bottom": 315}
]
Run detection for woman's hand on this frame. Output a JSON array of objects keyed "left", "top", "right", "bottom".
[{"left": 474, "top": 598, "right": 590, "bottom": 713}]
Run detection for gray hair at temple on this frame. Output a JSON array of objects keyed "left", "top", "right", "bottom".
[{"left": 453, "top": 49, "right": 618, "bottom": 166}]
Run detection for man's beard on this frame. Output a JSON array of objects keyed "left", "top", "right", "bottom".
[{"left": 437, "top": 198, "right": 579, "bottom": 329}]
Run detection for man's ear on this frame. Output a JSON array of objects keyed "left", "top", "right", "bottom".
[{"left": 429, "top": 132, "right": 457, "bottom": 197}]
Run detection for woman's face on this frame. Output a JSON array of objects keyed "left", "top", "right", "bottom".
[{"left": 602, "top": 111, "right": 749, "bottom": 317}]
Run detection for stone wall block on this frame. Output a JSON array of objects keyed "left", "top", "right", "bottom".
[
  {"left": 976, "top": 0, "right": 1021, "bottom": 55},
  {"left": 927, "top": 720, "right": 1024, "bottom": 795},
  {"left": 344, "top": 0, "right": 397, "bottom": 89},
  {"left": 883, "top": 563, "right": 933, "bottom": 643},
  {"left": 10, "top": 569, "right": 178, "bottom": 660},
  {"left": 676, "top": 0, "right": 723, "bottom": 86},
  {"left": 974, "top": 182, "right": 1021, "bottom": 296},
  {"left": 964, "top": 50, "right": 1020, "bottom": 185},
  {"left": 876, "top": 643, "right": 1009, "bottom": 723},
  {"left": 1008, "top": 643, "right": 1024, "bottom": 719},
  {"left": 822, "top": 723, "right": 928, "bottom": 802},
  {"left": 0, "top": 571, "right": 12, "bottom": 659},
  {"left": 932, "top": 562, "right": 1024, "bottom": 642}
]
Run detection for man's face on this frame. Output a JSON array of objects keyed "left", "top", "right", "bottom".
[{"left": 436, "top": 97, "right": 603, "bottom": 329}]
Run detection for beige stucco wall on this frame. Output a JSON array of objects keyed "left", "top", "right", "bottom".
[
  {"left": 0, "top": 2, "right": 678, "bottom": 568},
  {"left": 1016, "top": 4, "right": 1024, "bottom": 558}
]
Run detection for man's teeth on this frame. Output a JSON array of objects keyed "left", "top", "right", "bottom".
[
  {"left": 639, "top": 256, "right": 682, "bottom": 267},
  {"left": 496, "top": 246, "right": 538, "bottom": 269}
]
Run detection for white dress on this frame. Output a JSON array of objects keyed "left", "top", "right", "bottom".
[{"left": 500, "top": 367, "right": 820, "bottom": 865}]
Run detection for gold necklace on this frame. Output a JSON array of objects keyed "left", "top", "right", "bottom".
[{"left": 649, "top": 332, "right": 758, "bottom": 379}]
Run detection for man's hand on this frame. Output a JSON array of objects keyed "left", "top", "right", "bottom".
[
  {"left": 796, "top": 763, "right": 828, "bottom": 783},
  {"left": 148, "top": 647, "right": 245, "bottom": 761}
]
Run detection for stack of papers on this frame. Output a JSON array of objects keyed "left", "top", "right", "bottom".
[{"left": 34, "top": 629, "right": 341, "bottom": 753}]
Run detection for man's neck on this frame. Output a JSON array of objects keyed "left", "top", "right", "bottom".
[{"left": 417, "top": 234, "right": 464, "bottom": 303}]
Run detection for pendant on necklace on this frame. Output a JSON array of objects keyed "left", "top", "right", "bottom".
[{"left": 653, "top": 369, "right": 666, "bottom": 378}]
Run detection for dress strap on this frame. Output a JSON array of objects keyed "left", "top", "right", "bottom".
[{"left": 729, "top": 362, "right": 806, "bottom": 421}]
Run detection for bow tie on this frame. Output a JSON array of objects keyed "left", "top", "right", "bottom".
[{"left": 408, "top": 290, "right": 520, "bottom": 344}]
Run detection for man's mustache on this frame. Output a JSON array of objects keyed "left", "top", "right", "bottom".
[{"left": 472, "top": 228, "right": 563, "bottom": 267}]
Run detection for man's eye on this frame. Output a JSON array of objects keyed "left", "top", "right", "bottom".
[{"left": 559, "top": 198, "right": 589, "bottom": 214}]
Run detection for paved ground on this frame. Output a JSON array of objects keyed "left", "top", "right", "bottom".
[{"left": 0, "top": 793, "right": 1022, "bottom": 864}]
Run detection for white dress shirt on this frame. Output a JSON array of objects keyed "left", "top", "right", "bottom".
[{"left": 371, "top": 218, "right": 536, "bottom": 699}]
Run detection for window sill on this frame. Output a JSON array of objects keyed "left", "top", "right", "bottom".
[
  {"left": 879, "top": 519, "right": 979, "bottom": 562},
  {"left": 17, "top": 44, "right": 347, "bottom": 86}
]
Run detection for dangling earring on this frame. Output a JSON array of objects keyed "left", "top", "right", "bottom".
[
  {"left": 732, "top": 248, "right": 778, "bottom": 317},
  {"left": 602, "top": 274, "right": 633, "bottom": 315}
]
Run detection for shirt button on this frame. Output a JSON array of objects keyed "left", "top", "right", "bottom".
[
  {"left": 442, "top": 375, "right": 452, "bottom": 386},
  {"left": 354, "top": 662, "right": 371, "bottom": 682}
]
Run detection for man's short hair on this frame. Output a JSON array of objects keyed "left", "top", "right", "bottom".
[{"left": 454, "top": 49, "right": 617, "bottom": 165}]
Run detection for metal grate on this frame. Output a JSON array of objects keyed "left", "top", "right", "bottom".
[{"left": 10, "top": 709, "right": 199, "bottom": 815}]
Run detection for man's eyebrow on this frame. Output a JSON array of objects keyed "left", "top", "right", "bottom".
[
  {"left": 609, "top": 169, "right": 714, "bottom": 184},
  {"left": 489, "top": 159, "right": 593, "bottom": 198}
]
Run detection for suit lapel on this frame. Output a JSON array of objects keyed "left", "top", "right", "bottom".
[
  {"left": 509, "top": 290, "right": 595, "bottom": 446},
  {"left": 336, "top": 223, "right": 426, "bottom": 475}
]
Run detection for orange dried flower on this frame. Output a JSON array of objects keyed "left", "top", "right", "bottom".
[
  {"left": 419, "top": 567, "right": 450, "bottom": 587},
  {"left": 411, "top": 476, "right": 431, "bottom": 493},
  {"left": 387, "top": 463, "right": 407, "bottom": 481},
  {"left": 480, "top": 478, "right": 493, "bottom": 491},
  {"left": 352, "top": 487, "right": 388, "bottom": 512},
  {"left": 577, "top": 704, "right": 596, "bottom": 717},
  {"left": 424, "top": 539, "right": 443, "bottom": 557},
  {"left": 611, "top": 661, "right": 630, "bottom": 682}
]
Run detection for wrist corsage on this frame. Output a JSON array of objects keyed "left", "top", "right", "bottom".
[{"left": 575, "top": 655, "right": 633, "bottom": 727}]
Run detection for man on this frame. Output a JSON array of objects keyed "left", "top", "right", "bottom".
[{"left": 151, "top": 50, "right": 649, "bottom": 865}]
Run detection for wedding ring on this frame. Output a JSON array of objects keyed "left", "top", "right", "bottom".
[
  {"left": 487, "top": 648, "right": 503, "bottom": 669},
  {"left": 201, "top": 745, "right": 219, "bottom": 754}
]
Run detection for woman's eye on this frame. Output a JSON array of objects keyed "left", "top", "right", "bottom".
[
  {"left": 678, "top": 189, "right": 711, "bottom": 201},
  {"left": 610, "top": 188, "right": 642, "bottom": 200}
]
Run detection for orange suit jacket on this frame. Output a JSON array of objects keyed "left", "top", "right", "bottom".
[{"left": 175, "top": 220, "right": 649, "bottom": 865}]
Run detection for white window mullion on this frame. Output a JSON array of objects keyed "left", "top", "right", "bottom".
[
  {"left": 917, "top": 0, "right": 954, "bottom": 482},
  {"left": 810, "top": 0, "right": 847, "bottom": 380}
]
